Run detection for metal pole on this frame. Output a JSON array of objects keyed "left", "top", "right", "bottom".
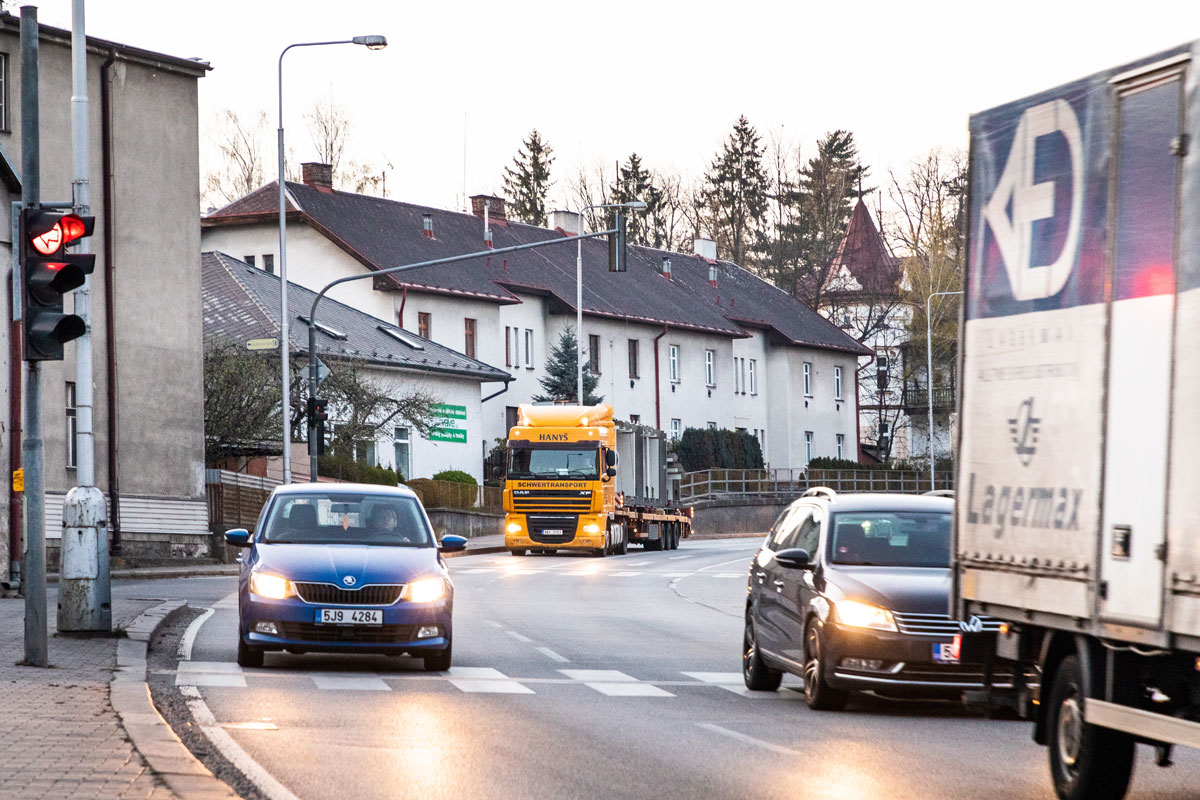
[
  {"left": 926, "top": 290, "right": 963, "bottom": 491},
  {"left": 277, "top": 50, "right": 291, "bottom": 484},
  {"left": 576, "top": 235, "right": 583, "bottom": 405},
  {"left": 20, "top": 4, "right": 45, "bottom": 665}
]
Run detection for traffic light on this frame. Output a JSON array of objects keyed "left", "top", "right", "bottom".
[
  {"left": 20, "top": 208, "right": 95, "bottom": 361},
  {"left": 308, "top": 397, "right": 329, "bottom": 455},
  {"left": 607, "top": 211, "right": 627, "bottom": 272}
]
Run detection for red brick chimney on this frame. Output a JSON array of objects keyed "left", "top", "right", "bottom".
[
  {"left": 470, "top": 194, "right": 507, "bottom": 225},
  {"left": 301, "top": 162, "right": 334, "bottom": 193}
]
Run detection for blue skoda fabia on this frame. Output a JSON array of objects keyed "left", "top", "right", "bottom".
[{"left": 224, "top": 483, "right": 466, "bottom": 670}]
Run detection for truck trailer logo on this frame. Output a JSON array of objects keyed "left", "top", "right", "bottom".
[
  {"left": 538, "top": 433, "right": 569, "bottom": 442},
  {"left": 983, "top": 99, "right": 1084, "bottom": 301},
  {"left": 1008, "top": 397, "right": 1040, "bottom": 466}
]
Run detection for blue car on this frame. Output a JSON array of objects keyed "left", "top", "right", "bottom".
[{"left": 224, "top": 483, "right": 466, "bottom": 670}]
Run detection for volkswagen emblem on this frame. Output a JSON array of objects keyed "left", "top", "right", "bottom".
[
  {"left": 343, "top": 576, "right": 357, "bottom": 587},
  {"left": 960, "top": 615, "right": 985, "bottom": 634}
]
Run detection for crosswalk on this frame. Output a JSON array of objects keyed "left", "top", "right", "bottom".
[
  {"left": 172, "top": 661, "right": 805, "bottom": 700},
  {"left": 451, "top": 557, "right": 748, "bottom": 580}
]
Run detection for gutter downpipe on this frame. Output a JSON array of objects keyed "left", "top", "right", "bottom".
[
  {"left": 653, "top": 324, "right": 667, "bottom": 430},
  {"left": 481, "top": 378, "right": 512, "bottom": 405},
  {"left": 101, "top": 49, "right": 120, "bottom": 552}
]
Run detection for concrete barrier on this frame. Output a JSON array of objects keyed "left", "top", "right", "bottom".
[
  {"left": 690, "top": 496, "right": 790, "bottom": 535},
  {"left": 425, "top": 508, "right": 504, "bottom": 540}
]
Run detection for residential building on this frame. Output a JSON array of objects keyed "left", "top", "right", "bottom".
[{"left": 201, "top": 167, "right": 871, "bottom": 471}]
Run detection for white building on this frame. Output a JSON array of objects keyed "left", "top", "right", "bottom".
[{"left": 201, "top": 165, "right": 872, "bottom": 472}]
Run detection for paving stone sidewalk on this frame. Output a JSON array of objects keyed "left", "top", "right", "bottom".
[{"left": 0, "top": 592, "right": 178, "bottom": 800}]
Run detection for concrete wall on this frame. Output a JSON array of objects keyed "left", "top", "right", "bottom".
[
  {"left": 425, "top": 508, "right": 502, "bottom": 540},
  {"left": 691, "top": 497, "right": 787, "bottom": 536}
]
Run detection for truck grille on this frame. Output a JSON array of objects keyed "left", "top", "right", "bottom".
[
  {"left": 278, "top": 622, "right": 418, "bottom": 644},
  {"left": 512, "top": 489, "right": 593, "bottom": 513},
  {"left": 527, "top": 514, "right": 578, "bottom": 544},
  {"left": 892, "top": 612, "right": 1003, "bottom": 637},
  {"left": 293, "top": 583, "right": 403, "bottom": 606}
]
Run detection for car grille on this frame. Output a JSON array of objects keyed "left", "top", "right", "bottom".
[
  {"left": 278, "top": 622, "right": 419, "bottom": 644},
  {"left": 512, "top": 489, "right": 593, "bottom": 513},
  {"left": 892, "top": 612, "right": 1003, "bottom": 636},
  {"left": 527, "top": 514, "right": 578, "bottom": 544},
  {"left": 897, "top": 663, "right": 1017, "bottom": 686},
  {"left": 293, "top": 583, "right": 403, "bottom": 606}
]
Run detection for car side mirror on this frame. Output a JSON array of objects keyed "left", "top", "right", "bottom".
[
  {"left": 224, "top": 528, "right": 251, "bottom": 548},
  {"left": 439, "top": 534, "right": 468, "bottom": 553},
  {"left": 774, "top": 547, "right": 812, "bottom": 570},
  {"left": 605, "top": 450, "right": 618, "bottom": 468}
]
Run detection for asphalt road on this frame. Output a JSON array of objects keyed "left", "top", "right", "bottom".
[{"left": 125, "top": 540, "right": 1200, "bottom": 800}]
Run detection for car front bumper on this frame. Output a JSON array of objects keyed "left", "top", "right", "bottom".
[{"left": 241, "top": 593, "right": 452, "bottom": 655}]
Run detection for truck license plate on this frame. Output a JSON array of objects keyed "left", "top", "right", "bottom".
[
  {"left": 932, "top": 642, "right": 960, "bottom": 664},
  {"left": 543, "top": 529, "right": 564, "bottom": 536},
  {"left": 318, "top": 608, "right": 382, "bottom": 625}
]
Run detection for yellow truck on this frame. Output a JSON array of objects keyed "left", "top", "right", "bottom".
[{"left": 503, "top": 403, "right": 691, "bottom": 556}]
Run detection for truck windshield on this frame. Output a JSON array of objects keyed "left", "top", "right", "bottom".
[
  {"left": 828, "top": 511, "right": 950, "bottom": 568},
  {"left": 508, "top": 446, "right": 599, "bottom": 479}
]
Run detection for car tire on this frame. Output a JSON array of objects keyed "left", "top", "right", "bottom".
[
  {"left": 743, "top": 615, "right": 782, "bottom": 691},
  {"left": 423, "top": 639, "right": 453, "bottom": 672},
  {"left": 1046, "top": 655, "right": 1135, "bottom": 800},
  {"left": 803, "top": 622, "right": 848, "bottom": 711},
  {"left": 510, "top": 549, "right": 526, "bottom": 557},
  {"left": 237, "top": 636, "right": 264, "bottom": 669}
]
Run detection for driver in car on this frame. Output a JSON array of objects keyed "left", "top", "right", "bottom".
[{"left": 368, "top": 505, "right": 413, "bottom": 543}]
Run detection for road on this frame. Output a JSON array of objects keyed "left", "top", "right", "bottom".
[{"left": 125, "top": 539, "right": 1200, "bottom": 800}]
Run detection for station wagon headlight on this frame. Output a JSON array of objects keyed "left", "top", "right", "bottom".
[
  {"left": 250, "top": 571, "right": 295, "bottom": 600},
  {"left": 834, "top": 600, "right": 897, "bottom": 632},
  {"left": 402, "top": 577, "right": 446, "bottom": 603}
]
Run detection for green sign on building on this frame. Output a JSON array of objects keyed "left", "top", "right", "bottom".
[
  {"left": 429, "top": 403, "right": 468, "bottom": 444},
  {"left": 429, "top": 427, "right": 468, "bottom": 444}
]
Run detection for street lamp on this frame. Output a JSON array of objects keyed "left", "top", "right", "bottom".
[
  {"left": 575, "top": 201, "right": 646, "bottom": 405},
  {"left": 277, "top": 35, "right": 386, "bottom": 483},
  {"left": 925, "top": 290, "right": 963, "bottom": 491}
]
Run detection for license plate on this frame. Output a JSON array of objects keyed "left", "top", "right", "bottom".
[
  {"left": 318, "top": 608, "right": 382, "bottom": 626},
  {"left": 933, "top": 642, "right": 960, "bottom": 664},
  {"left": 543, "top": 529, "right": 564, "bottom": 536}
]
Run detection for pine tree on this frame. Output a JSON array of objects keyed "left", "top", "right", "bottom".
[
  {"left": 502, "top": 129, "right": 555, "bottom": 226},
  {"left": 701, "top": 116, "right": 770, "bottom": 265},
  {"left": 533, "top": 328, "right": 602, "bottom": 405}
]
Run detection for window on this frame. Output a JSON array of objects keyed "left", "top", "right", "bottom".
[
  {"left": 876, "top": 353, "right": 889, "bottom": 391},
  {"left": 65, "top": 382, "right": 77, "bottom": 470},
  {"left": 803, "top": 362, "right": 812, "bottom": 396},
  {"left": 588, "top": 334, "right": 601, "bottom": 375},
  {"left": 464, "top": 318, "right": 477, "bottom": 359},
  {"left": 670, "top": 418, "right": 681, "bottom": 441},
  {"left": 262, "top": 254, "right": 275, "bottom": 275},
  {"left": 505, "top": 406, "right": 520, "bottom": 431},
  {"left": 740, "top": 358, "right": 747, "bottom": 394},
  {"left": 669, "top": 345, "right": 680, "bottom": 382},
  {"left": 793, "top": 508, "right": 824, "bottom": 555},
  {"left": 836, "top": 433, "right": 845, "bottom": 459},
  {"left": 879, "top": 421, "right": 891, "bottom": 457},
  {"left": 834, "top": 366, "right": 843, "bottom": 400},
  {"left": 707, "top": 421, "right": 717, "bottom": 430},
  {"left": 749, "top": 359, "right": 757, "bottom": 395},
  {"left": 504, "top": 326, "right": 513, "bottom": 367},
  {"left": 705, "top": 349, "right": 715, "bottom": 387},
  {"left": 418, "top": 312, "right": 431, "bottom": 340},
  {"left": 393, "top": 427, "right": 411, "bottom": 480},
  {"left": 243, "top": 254, "right": 256, "bottom": 266},
  {"left": 805, "top": 431, "right": 813, "bottom": 465},
  {"left": 0, "top": 53, "right": 8, "bottom": 131},
  {"left": 524, "top": 329, "right": 534, "bottom": 369},
  {"left": 628, "top": 339, "right": 639, "bottom": 379}
]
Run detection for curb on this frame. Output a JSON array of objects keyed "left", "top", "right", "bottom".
[{"left": 111, "top": 600, "right": 241, "bottom": 800}]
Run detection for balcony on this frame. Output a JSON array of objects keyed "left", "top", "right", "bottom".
[{"left": 903, "top": 385, "right": 956, "bottom": 414}]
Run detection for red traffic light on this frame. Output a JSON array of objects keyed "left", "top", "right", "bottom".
[{"left": 29, "top": 213, "right": 94, "bottom": 256}]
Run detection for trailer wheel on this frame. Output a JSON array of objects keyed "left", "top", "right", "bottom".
[{"left": 1046, "top": 655, "right": 1135, "bottom": 800}]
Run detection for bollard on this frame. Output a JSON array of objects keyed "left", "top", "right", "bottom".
[{"left": 57, "top": 485, "right": 111, "bottom": 631}]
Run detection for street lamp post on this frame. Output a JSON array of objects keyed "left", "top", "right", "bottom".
[
  {"left": 278, "top": 35, "right": 385, "bottom": 484},
  {"left": 575, "top": 201, "right": 645, "bottom": 405},
  {"left": 926, "top": 290, "right": 963, "bottom": 491}
]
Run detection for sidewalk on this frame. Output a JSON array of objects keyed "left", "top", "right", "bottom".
[{"left": 0, "top": 593, "right": 180, "bottom": 799}]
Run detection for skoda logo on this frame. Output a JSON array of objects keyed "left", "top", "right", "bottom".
[
  {"left": 343, "top": 576, "right": 356, "bottom": 587},
  {"left": 1008, "top": 397, "right": 1040, "bottom": 467},
  {"left": 961, "top": 616, "right": 985, "bottom": 634}
]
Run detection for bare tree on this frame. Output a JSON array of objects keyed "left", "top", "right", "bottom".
[
  {"left": 305, "top": 101, "right": 350, "bottom": 176},
  {"left": 202, "top": 109, "right": 269, "bottom": 210}
]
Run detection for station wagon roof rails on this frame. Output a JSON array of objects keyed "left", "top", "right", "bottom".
[
  {"left": 802, "top": 487, "right": 837, "bottom": 501},
  {"left": 923, "top": 489, "right": 955, "bottom": 497}
]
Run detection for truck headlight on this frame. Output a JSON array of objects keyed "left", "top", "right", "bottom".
[
  {"left": 402, "top": 577, "right": 447, "bottom": 603},
  {"left": 249, "top": 571, "right": 295, "bottom": 600},
  {"left": 834, "top": 600, "right": 897, "bottom": 632},
  {"left": 506, "top": 521, "right": 522, "bottom": 534},
  {"left": 582, "top": 523, "right": 600, "bottom": 534}
]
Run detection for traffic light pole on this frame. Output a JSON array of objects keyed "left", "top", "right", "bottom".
[{"left": 304, "top": 228, "right": 620, "bottom": 482}]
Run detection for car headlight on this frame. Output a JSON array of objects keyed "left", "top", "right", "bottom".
[
  {"left": 834, "top": 600, "right": 897, "bottom": 632},
  {"left": 249, "top": 571, "right": 295, "bottom": 600},
  {"left": 402, "top": 577, "right": 447, "bottom": 603}
]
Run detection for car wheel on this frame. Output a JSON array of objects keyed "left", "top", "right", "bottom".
[
  {"left": 803, "top": 622, "right": 848, "bottom": 711},
  {"left": 423, "top": 639, "right": 452, "bottom": 672},
  {"left": 743, "top": 615, "right": 782, "bottom": 691},
  {"left": 1046, "top": 655, "right": 1135, "bottom": 800},
  {"left": 237, "top": 636, "right": 264, "bottom": 669},
  {"left": 510, "top": 549, "right": 526, "bottom": 557}
]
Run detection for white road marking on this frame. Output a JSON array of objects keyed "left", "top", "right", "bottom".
[
  {"left": 179, "top": 661, "right": 244, "bottom": 674},
  {"left": 177, "top": 672, "right": 247, "bottom": 688},
  {"left": 717, "top": 685, "right": 807, "bottom": 699},
  {"left": 586, "top": 682, "right": 674, "bottom": 697},
  {"left": 698, "top": 556, "right": 754, "bottom": 572},
  {"left": 535, "top": 646, "right": 570, "bottom": 663},
  {"left": 310, "top": 675, "right": 390, "bottom": 691},
  {"left": 560, "top": 669, "right": 637, "bottom": 682},
  {"left": 624, "top": 561, "right": 651, "bottom": 567},
  {"left": 506, "top": 630, "right": 533, "bottom": 643},
  {"left": 451, "top": 679, "right": 535, "bottom": 694},
  {"left": 448, "top": 666, "right": 509, "bottom": 679},
  {"left": 455, "top": 568, "right": 496, "bottom": 574},
  {"left": 484, "top": 620, "right": 504, "bottom": 628},
  {"left": 610, "top": 571, "right": 643, "bottom": 577},
  {"left": 178, "top": 607, "right": 214, "bottom": 661},
  {"left": 696, "top": 723, "right": 802, "bottom": 755},
  {"left": 682, "top": 672, "right": 743, "bottom": 684},
  {"left": 657, "top": 572, "right": 693, "bottom": 578},
  {"left": 667, "top": 555, "right": 693, "bottom": 560},
  {"left": 711, "top": 573, "right": 744, "bottom": 578}
]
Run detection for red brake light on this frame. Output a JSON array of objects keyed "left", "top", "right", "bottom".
[{"left": 32, "top": 222, "right": 63, "bottom": 256}]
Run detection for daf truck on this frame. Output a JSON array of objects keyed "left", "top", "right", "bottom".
[
  {"left": 503, "top": 403, "right": 691, "bottom": 555},
  {"left": 952, "top": 39, "right": 1200, "bottom": 800}
]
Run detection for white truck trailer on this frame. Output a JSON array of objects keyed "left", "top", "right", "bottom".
[{"left": 953, "top": 39, "right": 1200, "bottom": 800}]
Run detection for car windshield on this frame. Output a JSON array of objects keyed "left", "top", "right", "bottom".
[
  {"left": 828, "top": 511, "right": 951, "bottom": 568},
  {"left": 260, "top": 492, "right": 432, "bottom": 547},
  {"left": 508, "top": 445, "right": 599, "bottom": 479}
]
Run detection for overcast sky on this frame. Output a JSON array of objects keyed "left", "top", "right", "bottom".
[{"left": 26, "top": 0, "right": 1200, "bottom": 214}]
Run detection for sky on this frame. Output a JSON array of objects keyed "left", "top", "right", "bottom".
[{"left": 24, "top": 0, "right": 1200, "bottom": 215}]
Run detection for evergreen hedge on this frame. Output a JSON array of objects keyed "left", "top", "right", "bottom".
[
  {"left": 432, "top": 469, "right": 477, "bottom": 485},
  {"left": 676, "top": 428, "right": 764, "bottom": 472},
  {"left": 316, "top": 454, "right": 401, "bottom": 485}
]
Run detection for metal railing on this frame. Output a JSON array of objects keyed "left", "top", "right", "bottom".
[
  {"left": 902, "top": 386, "right": 957, "bottom": 412},
  {"left": 678, "top": 467, "right": 953, "bottom": 502},
  {"left": 406, "top": 479, "right": 503, "bottom": 512}
]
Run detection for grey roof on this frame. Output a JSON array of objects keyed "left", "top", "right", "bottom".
[
  {"left": 205, "top": 183, "right": 872, "bottom": 357},
  {"left": 202, "top": 251, "right": 510, "bottom": 383}
]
